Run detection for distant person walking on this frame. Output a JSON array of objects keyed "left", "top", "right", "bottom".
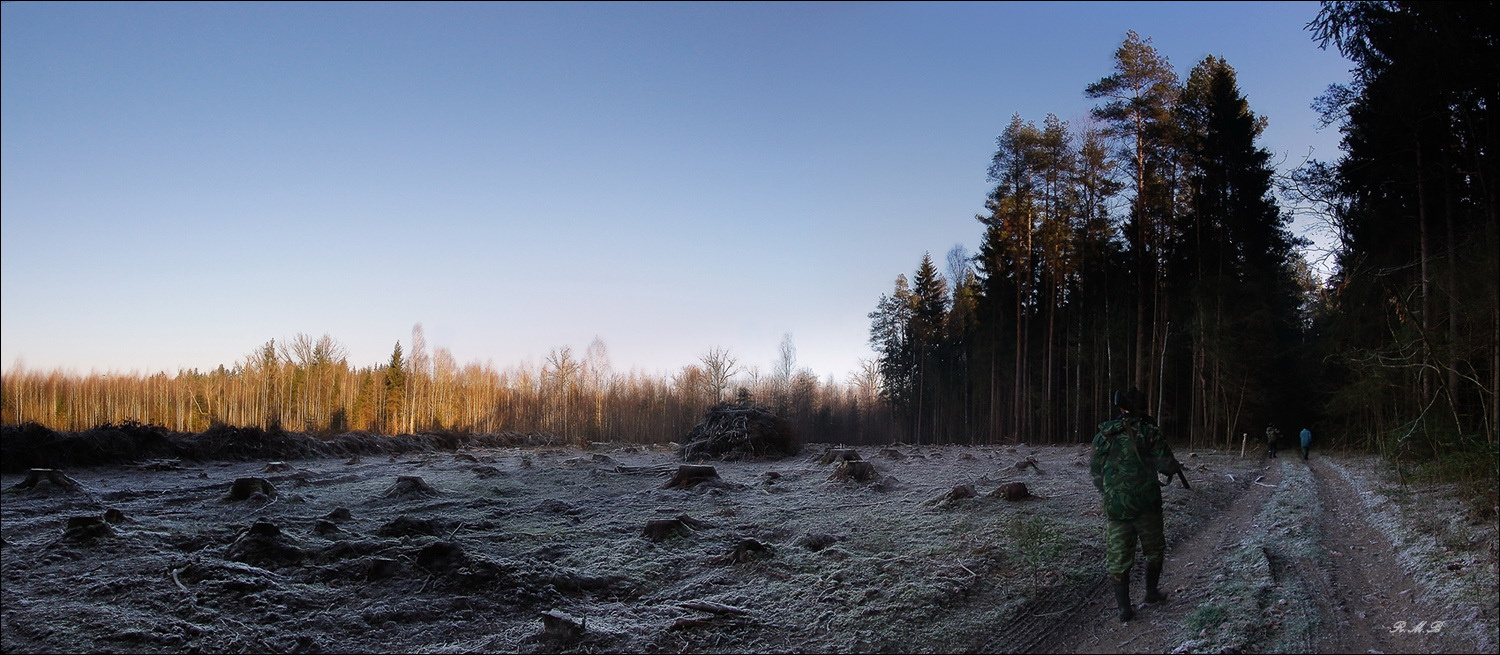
[
  {"left": 1265, "top": 425, "right": 1282, "bottom": 458},
  {"left": 1090, "top": 388, "right": 1181, "bottom": 622},
  {"left": 1300, "top": 428, "right": 1313, "bottom": 460}
]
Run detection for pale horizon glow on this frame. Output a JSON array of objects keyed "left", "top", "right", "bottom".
[{"left": 2, "top": 1, "right": 1351, "bottom": 381}]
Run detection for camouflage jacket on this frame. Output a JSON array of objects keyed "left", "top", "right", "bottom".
[{"left": 1090, "top": 415, "right": 1178, "bottom": 520}]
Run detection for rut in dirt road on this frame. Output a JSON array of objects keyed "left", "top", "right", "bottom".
[{"left": 1023, "top": 455, "right": 1474, "bottom": 654}]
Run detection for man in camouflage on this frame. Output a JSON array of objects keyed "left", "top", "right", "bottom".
[{"left": 1090, "top": 388, "right": 1180, "bottom": 622}]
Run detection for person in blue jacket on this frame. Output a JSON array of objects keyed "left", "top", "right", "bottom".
[{"left": 1299, "top": 428, "right": 1313, "bottom": 460}]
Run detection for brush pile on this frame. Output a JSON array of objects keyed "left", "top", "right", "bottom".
[{"left": 677, "top": 403, "right": 799, "bottom": 461}]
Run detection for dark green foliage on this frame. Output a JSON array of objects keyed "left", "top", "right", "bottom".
[{"left": 1307, "top": 1, "right": 1498, "bottom": 477}]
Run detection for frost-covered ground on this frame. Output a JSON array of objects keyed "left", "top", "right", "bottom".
[
  {"left": 0, "top": 442, "right": 1494, "bottom": 654},
  {"left": 1322, "top": 456, "right": 1498, "bottom": 653}
]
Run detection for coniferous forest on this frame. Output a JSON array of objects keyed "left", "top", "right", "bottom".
[{"left": 2, "top": 3, "right": 1495, "bottom": 497}]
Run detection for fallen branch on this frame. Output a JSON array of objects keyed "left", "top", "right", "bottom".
[{"left": 677, "top": 600, "right": 749, "bottom": 615}]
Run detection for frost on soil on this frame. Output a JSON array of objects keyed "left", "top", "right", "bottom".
[{"left": 1, "top": 441, "right": 1494, "bottom": 654}]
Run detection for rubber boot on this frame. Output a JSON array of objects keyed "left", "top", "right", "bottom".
[
  {"left": 1144, "top": 562, "right": 1167, "bottom": 604},
  {"left": 1113, "top": 580, "right": 1134, "bottom": 621}
]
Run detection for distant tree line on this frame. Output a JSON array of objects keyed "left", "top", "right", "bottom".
[
  {"left": 1, "top": 326, "right": 895, "bottom": 446},
  {"left": 868, "top": 2, "right": 1497, "bottom": 480}
]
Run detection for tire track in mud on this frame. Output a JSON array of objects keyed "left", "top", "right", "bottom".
[
  {"left": 1301, "top": 457, "right": 1459, "bottom": 654},
  {"left": 1020, "top": 457, "right": 1277, "bottom": 654},
  {"left": 1023, "top": 454, "right": 1476, "bottom": 654}
]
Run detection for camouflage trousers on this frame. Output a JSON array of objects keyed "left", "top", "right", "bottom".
[{"left": 1105, "top": 513, "right": 1165, "bottom": 583}]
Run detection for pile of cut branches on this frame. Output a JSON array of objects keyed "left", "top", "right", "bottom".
[{"left": 677, "top": 403, "right": 799, "bottom": 461}]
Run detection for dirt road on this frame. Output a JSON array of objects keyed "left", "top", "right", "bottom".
[{"left": 1034, "top": 455, "right": 1493, "bottom": 654}]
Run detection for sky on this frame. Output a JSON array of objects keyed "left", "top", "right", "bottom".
[{"left": 1, "top": 1, "right": 1353, "bottom": 382}]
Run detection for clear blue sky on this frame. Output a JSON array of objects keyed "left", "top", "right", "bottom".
[{"left": 2, "top": 1, "right": 1351, "bottom": 381}]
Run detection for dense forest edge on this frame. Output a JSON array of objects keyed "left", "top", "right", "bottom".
[{"left": 2, "top": 3, "right": 1496, "bottom": 513}]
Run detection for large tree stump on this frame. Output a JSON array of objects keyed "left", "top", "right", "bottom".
[
  {"left": 1014, "top": 456, "right": 1042, "bottom": 473},
  {"left": 993, "top": 481, "right": 1033, "bottom": 501},
  {"left": 931, "top": 484, "right": 977, "bottom": 508},
  {"left": 383, "top": 475, "right": 438, "bottom": 498},
  {"left": 643, "top": 518, "right": 698, "bottom": 542},
  {"left": 817, "top": 448, "right": 862, "bottom": 465},
  {"left": 12, "top": 468, "right": 82, "bottom": 492},
  {"left": 715, "top": 538, "right": 775, "bottom": 564},
  {"left": 827, "top": 460, "right": 877, "bottom": 483},
  {"left": 63, "top": 515, "right": 114, "bottom": 541},
  {"left": 223, "top": 477, "right": 277, "bottom": 501},
  {"left": 366, "top": 557, "right": 401, "bottom": 580},
  {"left": 662, "top": 465, "right": 721, "bottom": 490},
  {"left": 540, "top": 610, "right": 586, "bottom": 641}
]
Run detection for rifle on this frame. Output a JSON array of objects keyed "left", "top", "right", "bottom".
[{"left": 1159, "top": 456, "right": 1191, "bottom": 489}]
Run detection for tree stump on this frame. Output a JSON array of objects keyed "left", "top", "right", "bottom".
[
  {"left": 262, "top": 461, "right": 292, "bottom": 473},
  {"left": 934, "top": 484, "right": 977, "bottom": 507},
  {"left": 103, "top": 508, "right": 127, "bottom": 524},
  {"left": 11, "top": 468, "right": 81, "bottom": 492},
  {"left": 716, "top": 538, "right": 775, "bottom": 564},
  {"left": 828, "top": 460, "right": 877, "bottom": 483},
  {"left": 366, "top": 557, "right": 401, "bottom": 580},
  {"left": 642, "top": 518, "right": 696, "bottom": 542},
  {"left": 383, "top": 475, "right": 438, "bottom": 498},
  {"left": 818, "top": 448, "right": 862, "bottom": 465},
  {"left": 877, "top": 448, "right": 904, "bottom": 459},
  {"left": 324, "top": 507, "right": 352, "bottom": 522},
  {"left": 1014, "top": 456, "right": 1042, "bottom": 473},
  {"left": 662, "top": 465, "right": 721, "bottom": 490},
  {"left": 62, "top": 516, "right": 113, "bottom": 541},
  {"left": 994, "top": 481, "right": 1033, "bottom": 501},
  {"left": 540, "top": 610, "right": 586, "bottom": 641},
  {"left": 223, "top": 477, "right": 277, "bottom": 501}
]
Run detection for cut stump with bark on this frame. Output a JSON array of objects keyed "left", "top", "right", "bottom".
[
  {"left": 994, "top": 481, "right": 1033, "bottom": 501},
  {"left": 818, "top": 448, "right": 862, "bottom": 466},
  {"left": 643, "top": 518, "right": 697, "bottom": 542},
  {"left": 11, "top": 469, "right": 82, "bottom": 492},
  {"left": 827, "top": 460, "right": 877, "bottom": 483},
  {"left": 931, "top": 484, "right": 977, "bottom": 508},
  {"left": 662, "top": 465, "right": 721, "bottom": 490},
  {"left": 62, "top": 515, "right": 114, "bottom": 541},
  {"left": 715, "top": 538, "right": 776, "bottom": 564},
  {"left": 383, "top": 475, "right": 438, "bottom": 498},
  {"left": 223, "top": 477, "right": 277, "bottom": 502},
  {"left": 540, "top": 610, "right": 586, "bottom": 641}
]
